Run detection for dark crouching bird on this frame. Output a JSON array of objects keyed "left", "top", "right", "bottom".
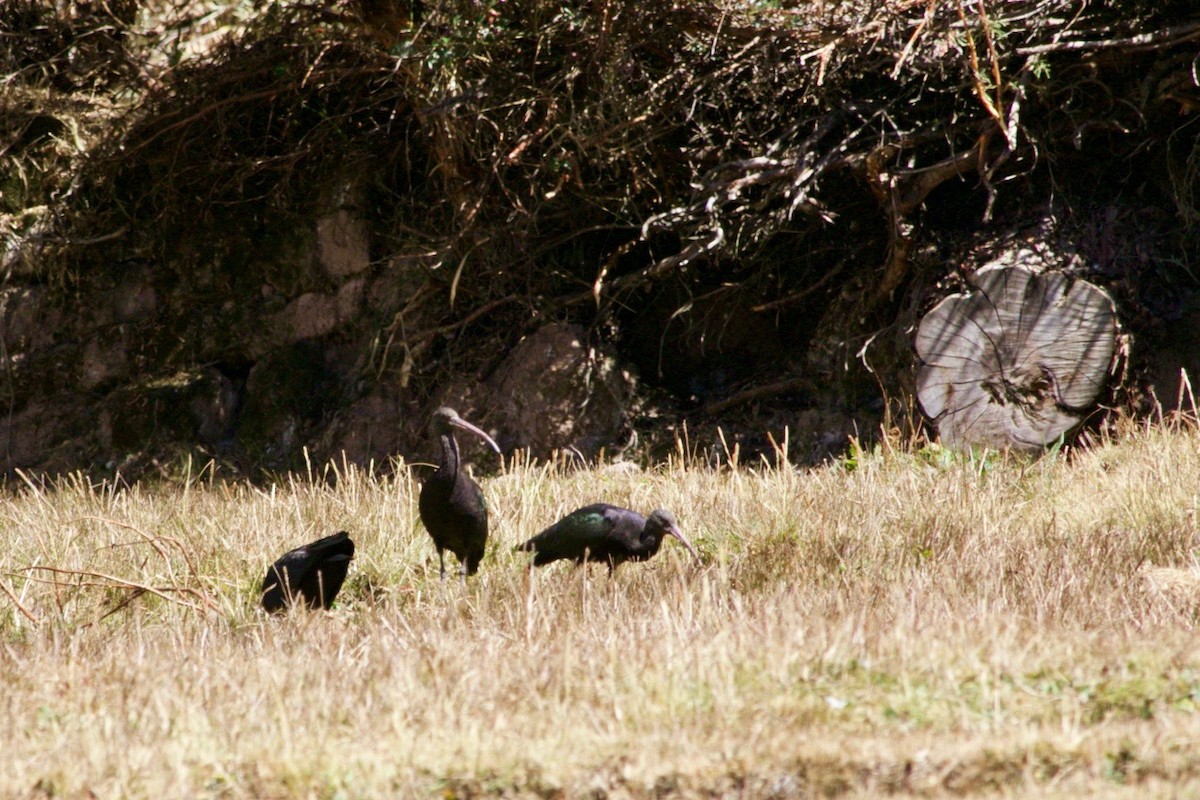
[
  {"left": 261, "top": 531, "right": 355, "bottom": 612},
  {"left": 516, "top": 504, "right": 701, "bottom": 572},
  {"left": 418, "top": 407, "right": 502, "bottom": 580}
]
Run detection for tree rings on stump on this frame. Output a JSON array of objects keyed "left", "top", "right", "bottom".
[{"left": 915, "top": 265, "right": 1119, "bottom": 451}]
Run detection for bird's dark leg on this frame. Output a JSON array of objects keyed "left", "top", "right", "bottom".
[
  {"left": 438, "top": 549, "right": 446, "bottom": 582},
  {"left": 459, "top": 561, "right": 468, "bottom": 585}
]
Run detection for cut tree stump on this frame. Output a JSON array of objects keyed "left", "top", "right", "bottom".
[{"left": 915, "top": 265, "right": 1119, "bottom": 451}]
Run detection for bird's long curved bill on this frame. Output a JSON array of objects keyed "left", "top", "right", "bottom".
[
  {"left": 450, "top": 416, "right": 502, "bottom": 453},
  {"left": 666, "top": 525, "right": 702, "bottom": 565}
]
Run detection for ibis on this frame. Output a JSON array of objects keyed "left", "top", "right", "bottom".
[
  {"left": 418, "top": 406, "right": 501, "bottom": 580},
  {"left": 261, "top": 530, "right": 355, "bottom": 612},
  {"left": 515, "top": 504, "right": 700, "bottom": 572}
]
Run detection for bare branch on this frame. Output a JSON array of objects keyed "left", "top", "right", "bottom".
[
  {"left": 1017, "top": 21, "right": 1200, "bottom": 55},
  {"left": 0, "top": 578, "right": 39, "bottom": 625},
  {"left": 18, "top": 567, "right": 217, "bottom": 615}
]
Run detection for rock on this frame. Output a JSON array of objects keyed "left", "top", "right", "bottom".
[
  {"left": 1, "top": 286, "right": 60, "bottom": 352},
  {"left": 316, "top": 179, "right": 371, "bottom": 279},
  {"left": 336, "top": 278, "right": 366, "bottom": 323},
  {"left": 113, "top": 278, "right": 158, "bottom": 323},
  {"left": 79, "top": 331, "right": 129, "bottom": 391},
  {"left": 315, "top": 393, "right": 406, "bottom": 467},
  {"left": 0, "top": 403, "right": 81, "bottom": 474},
  {"left": 484, "top": 323, "right": 637, "bottom": 459},
  {"left": 190, "top": 367, "right": 243, "bottom": 445},
  {"left": 316, "top": 207, "right": 371, "bottom": 279},
  {"left": 272, "top": 292, "right": 340, "bottom": 343}
]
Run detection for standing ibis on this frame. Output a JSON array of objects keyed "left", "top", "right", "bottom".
[
  {"left": 418, "top": 406, "right": 501, "bottom": 580},
  {"left": 261, "top": 531, "right": 355, "bottom": 612},
  {"left": 515, "top": 504, "right": 701, "bottom": 572}
]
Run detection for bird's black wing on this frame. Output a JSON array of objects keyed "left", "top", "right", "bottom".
[
  {"left": 305, "top": 530, "right": 355, "bottom": 559},
  {"left": 261, "top": 532, "right": 354, "bottom": 612},
  {"left": 517, "top": 503, "right": 627, "bottom": 562},
  {"left": 261, "top": 549, "right": 315, "bottom": 611}
]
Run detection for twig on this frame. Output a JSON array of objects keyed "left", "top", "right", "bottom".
[
  {"left": 752, "top": 261, "right": 845, "bottom": 313},
  {"left": 32, "top": 226, "right": 129, "bottom": 246},
  {"left": 78, "top": 516, "right": 170, "bottom": 563},
  {"left": 18, "top": 567, "right": 216, "bottom": 614},
  {"left": 861, "top": 130, "right": 991, "bottom": 311},
  {"left": 703, "top": 377, "right": 810, "bottom": 416},
  {"left": 591, "top": 237, "right": 641, "bottom": 306},
  {"left": 1016, "top": 21, "right": 1200, "bottom": 56},
  {"left": 75, "top": 516, "right": 207, "bottom": 589},
  {"left": 976, "top": 1, "right": 1016, "bottom": 150},
  {"left": 579, "top": 110, "right": 853, "bottom": 308},
  {"left": 561, "top": 226, "right": 724, "bottom": 307},
  {"left": 0, "top": 578, "right": 39, "bottom": 624},
  {"left": 954, "top": 0, "right": 1006, "bottom": 135},
  {"left": 91, "top": 589, "right": 148, "bottom": 625},
  {"left": 123, "top": 87, "right": 290, "bottom": 157},
  {"left": 408, "top": 295, "right": 523, "bottom": 343},
  {"left": 891, "top": 0, "right": 937, "bottom": 79},
  {"left": 887, "top": 132, "right": 991, "bottom": 214}
]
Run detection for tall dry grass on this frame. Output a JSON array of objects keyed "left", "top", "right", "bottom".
[{"left": 3, "top": 423, "right": 1200, "bottom": 797}]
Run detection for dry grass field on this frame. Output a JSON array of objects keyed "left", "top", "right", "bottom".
[{"left": 4, "top": 423, "right": 1200, "bottom": 798}]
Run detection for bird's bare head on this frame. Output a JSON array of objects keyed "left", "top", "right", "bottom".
[
  {"left": 431, "top": 407, "right": 501, "bottom": 453},
  {"left": 431, "top": 406, "right": 460, "bottom": 428},
  {"left": 647, "top": 509, "right": 701, "bottom": 565}
]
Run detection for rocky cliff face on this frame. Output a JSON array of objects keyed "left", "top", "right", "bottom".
[
  {"left": 2, "top": 198, "right": 647, "bottom": 477},
  {"left": 5, "top": 1, "right": 1200, "bottom": 480}
]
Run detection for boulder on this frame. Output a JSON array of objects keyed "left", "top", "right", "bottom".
[{"left": 485, "top": 323, "right": 637, "bottom": 459}]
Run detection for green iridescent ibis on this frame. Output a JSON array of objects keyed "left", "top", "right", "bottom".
[
  {"left": 515, "top": 504, "right": 701, "bottom": 572},
  {"left": 261, "top": 531, "right": 355, "bottom": 612},
  {"left": 418, "top": 407, "right": 501, "bottom": 580}
]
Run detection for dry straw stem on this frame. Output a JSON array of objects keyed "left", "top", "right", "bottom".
[{"left": 4, "top": 423, "right": 1200, "bottom": 796}]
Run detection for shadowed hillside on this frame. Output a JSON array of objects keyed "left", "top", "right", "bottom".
[{"left": 3, "top": 0, "right": 1200, "bottom": 479}]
